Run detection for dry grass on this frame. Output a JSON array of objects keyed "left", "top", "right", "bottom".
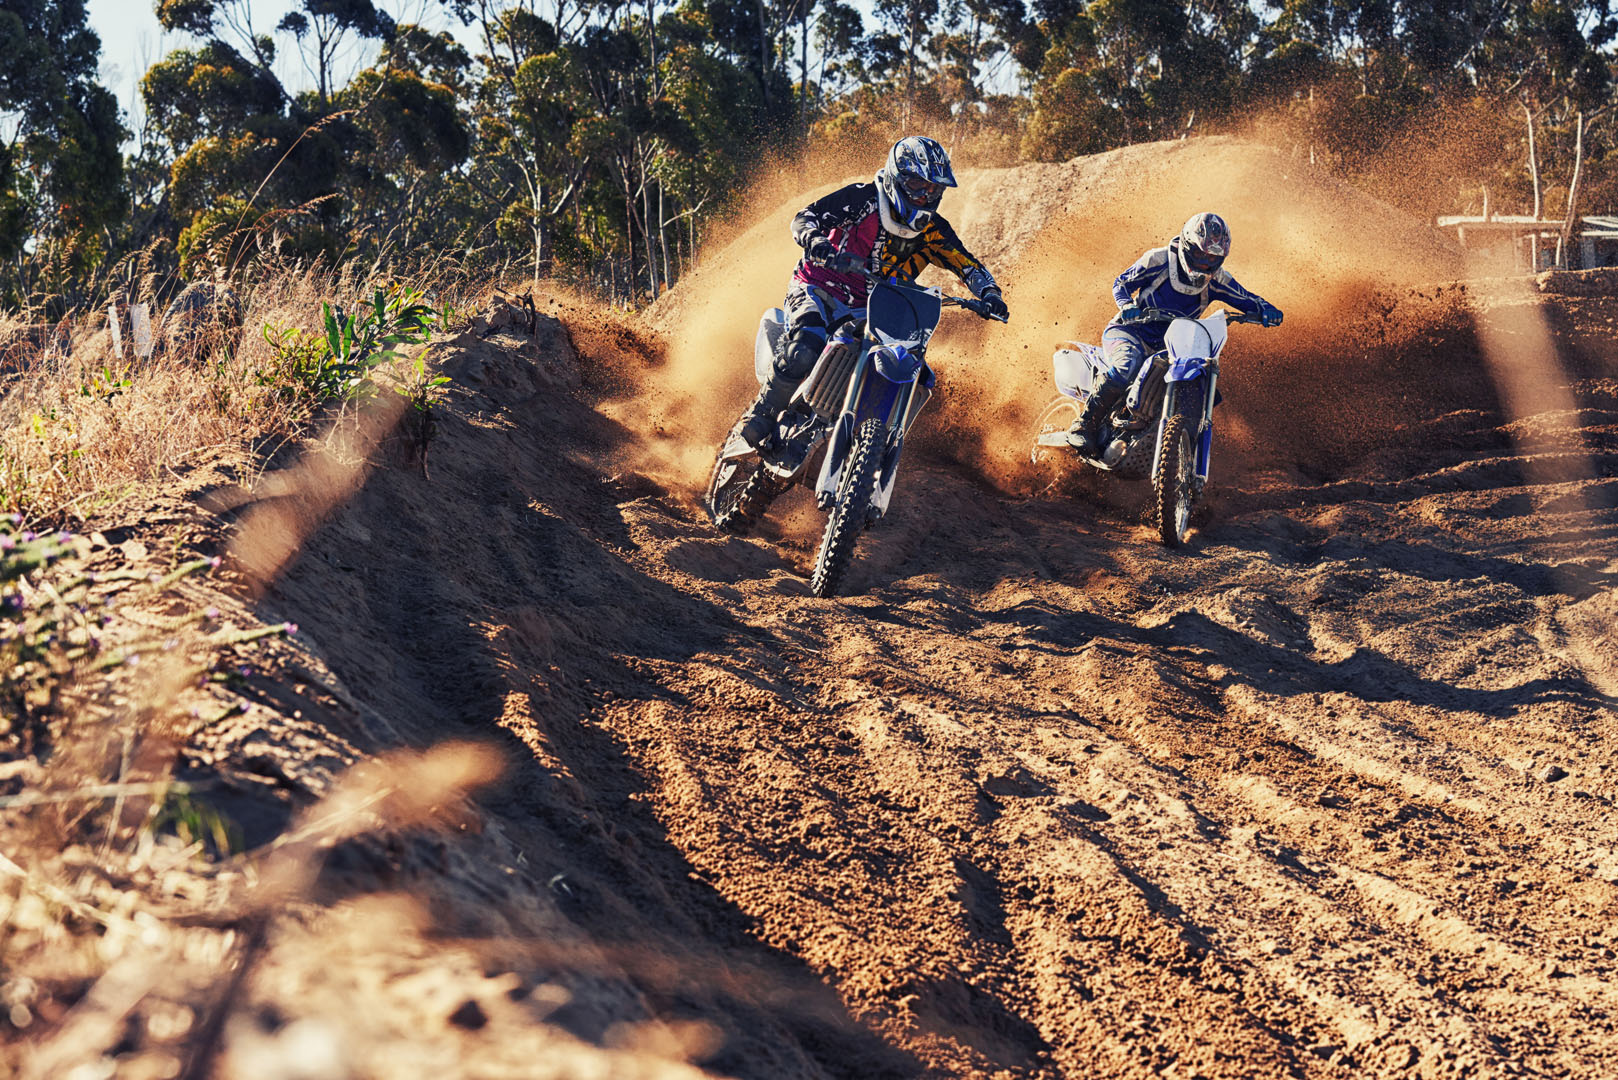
[{"left": 0, "top": 253, "right": 490, "bottom": 526}]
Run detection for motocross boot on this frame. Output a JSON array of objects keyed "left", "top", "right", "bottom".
[
  {"left": 738, "top": 374, "right": 798, "bottom": 449},
  {"left": 1066, "top": 381, "right": 1124, "bottom": 458}
]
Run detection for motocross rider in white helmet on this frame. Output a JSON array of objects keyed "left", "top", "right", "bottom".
[
  {"left": 1067, "top": 212, "right": 1283, "bottom": 456},
  {"left": 737, "top": 135, "right": 1009, "bottom": 449}
]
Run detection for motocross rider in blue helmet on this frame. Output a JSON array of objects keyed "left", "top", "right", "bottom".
[
  {"left": 737, "top": 135, "right": 1009, "bottom": 449},
  {"left": 1067, "top": 212, "right": 1283, "bottom": 456}
]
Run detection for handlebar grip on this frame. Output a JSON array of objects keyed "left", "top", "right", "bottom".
[{"left": 946, "top": 296, "right": 996, "bottom": 319}]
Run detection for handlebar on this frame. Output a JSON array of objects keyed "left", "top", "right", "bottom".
[
  {"left": 809, "top": 253, "right": 1007, "bottom": 323},
  {"left": 1117, "top": 306, "right": 1272, "bottom": 327},
  {"left": 944, "top": 295, "right": 1008, "bottom": 323}
]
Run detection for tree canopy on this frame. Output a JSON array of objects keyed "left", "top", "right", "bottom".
[{"left": 4, "top": 0, "right": 1617, "bottom": 311}]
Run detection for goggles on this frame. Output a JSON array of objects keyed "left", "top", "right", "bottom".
[
  {"left": 900, "top": 173, "right": 944, "bottom": 206},
  {"left": 1184, "top": 245, "right": 1224, "bottom": 274}
]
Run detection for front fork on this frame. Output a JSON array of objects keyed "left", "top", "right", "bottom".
[
  {"left": 1151, "top": 369, "right": 1218, "bottom": 487},
  {"left": 815, "top": 351, "right": 927, "bottom": 515}
]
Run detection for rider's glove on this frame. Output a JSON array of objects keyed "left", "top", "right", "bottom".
[
  {"left": 979, "top": 289, "right": 1009, "bottom": 322},
  {"left": 1258, "top": 301, "right": 1283, "bottom": 327},
  {"left": 1117, "top": 304, "right": 1143, "bottom": 322},
  {"left": 806, "top": 237, "right": 836, "bottom": 266},
  {"left": 828, "top": 251, "right": 866, "bottom": 275}
]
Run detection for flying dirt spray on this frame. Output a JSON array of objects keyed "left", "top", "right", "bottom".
[{"left": 626, "top": 134, "right": 1466, "bottom": 504}]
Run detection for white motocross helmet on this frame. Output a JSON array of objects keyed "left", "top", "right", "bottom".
[
  {"left": 1171, "top": 211, "right": 1232, "bottom": 291},
  {"left": 875, "top": 135, "right": 957, "bottom": 236}
]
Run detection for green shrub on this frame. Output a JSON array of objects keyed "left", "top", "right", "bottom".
[{"left": 259, "top": 282, "right": 440, "bottom": 412}]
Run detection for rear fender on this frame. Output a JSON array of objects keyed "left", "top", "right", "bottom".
[
  {"left": 754, "top": 307, "right": 786, "bottom": 385},
  {"left": 1053, "top": 343, "right": 1103, "bottom": 399},
  {"left": 717, "top": 427, "right": 756, "bottom": 463}
]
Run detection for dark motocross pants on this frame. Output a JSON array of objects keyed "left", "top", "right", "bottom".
[{"left": 775, "top": 282, "right": 865, "bottom": 381}]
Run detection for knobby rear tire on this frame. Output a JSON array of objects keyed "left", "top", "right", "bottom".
[
  {"left": 1154, "top": 395, "right": 1200, "bottom": 548},
  {"left": 707, "top": 439, "right": 778, "bottom": 536},
  {"left": 811, "top": 416, "right": 885, "bottom": 597}
]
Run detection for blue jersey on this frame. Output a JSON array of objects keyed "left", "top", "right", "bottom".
[{"left": 1109, "top": 240, "right": 1265, "bottom": 350}]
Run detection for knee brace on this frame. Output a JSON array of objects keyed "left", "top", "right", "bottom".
[{"left": 776, "top": 326, "right": 828, "bottom": 381}]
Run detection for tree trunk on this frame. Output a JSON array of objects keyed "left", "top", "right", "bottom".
[
  {"left": 1559, "top": 110, "right": 1587, "bottom": 269},
  {"left": 624, "top": 188, "right": 636, "bottom": 302},
  {"left": 641, "top": 172, "right": 658, "bottom": 298},
  {"left": 1524, "top": 101, "right": 1542, "bottom": 221},
  {"left": 756, "top": 0, "right": 771, "bottom": 105},
  {"left": 659, "top": 183, "right": 672, "bottom": 288},
  {"left": 535, "top": 179, "right": 547, "bottom": 291},
  {"left": 800, "top": 0, "right": 810, "bottom": 137},
  {"left": 646, "top": 0, "right": 658, "bottom": 95},
  {"left": 904, "top": 1, "right": 917, "bottom": 129}
]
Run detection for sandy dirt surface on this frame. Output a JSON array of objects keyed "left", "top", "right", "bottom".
[{"left": 6, "top": 139, "right": 1617, "bottom": 1078}]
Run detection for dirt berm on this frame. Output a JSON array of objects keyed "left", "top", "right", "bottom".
[{"left": 10, "top": 138, "right": 1618, "bottom": 1078}]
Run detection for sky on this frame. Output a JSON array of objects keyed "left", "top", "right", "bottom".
[
  {"left": 82, "top": 0, "right": 1007, "bottom": 144},
  {"left": 86, "top": 0, "right": 467, "bottom": 131}
]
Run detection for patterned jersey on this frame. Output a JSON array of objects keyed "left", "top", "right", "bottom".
[
  {"left": 790, "top": 181, "right": 998, "bottom": 305},
  {"left": 1109, "top": 239, "right": 1265, "bottom": 347}
]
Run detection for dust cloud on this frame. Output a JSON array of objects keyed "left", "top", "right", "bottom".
[{"left": 629, "top": 134, "right": 1473, "bottom": 498}]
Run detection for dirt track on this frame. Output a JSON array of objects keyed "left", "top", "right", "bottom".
[
  {"left": 133, "top": 280, "right": 1611, "bottom": 1078},
  {"left": 11, "top": 140, "right": 1618, "bottom": 1078}
]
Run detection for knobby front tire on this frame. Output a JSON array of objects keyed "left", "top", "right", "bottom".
[
  {"left": 1154, "top": 397, "right": 1200, "bottom": 548},
  {"left": 810, "top": 416, "right": 885, "bottom": 597}
]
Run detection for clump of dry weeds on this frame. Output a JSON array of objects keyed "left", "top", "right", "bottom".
[{"left": 0, "top": 252, "right": 485, "bottom": 527}]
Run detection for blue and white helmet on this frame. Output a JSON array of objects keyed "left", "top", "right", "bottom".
[
  {"left": 1175, "top": 212, "right": 1231, "bottom": 288},
  {"left": 876, "top": 135, "right": 957, "bottom": 234}
]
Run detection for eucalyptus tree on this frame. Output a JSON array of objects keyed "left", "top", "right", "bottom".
[{"left": 0, "top": 0, "right": 127, "bottom": 306}]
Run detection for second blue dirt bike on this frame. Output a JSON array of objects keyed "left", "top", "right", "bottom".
[{"left": 1033, "top": 306, "right": 1271, "bottom": 547}]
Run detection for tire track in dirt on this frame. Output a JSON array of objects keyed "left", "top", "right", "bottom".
[{"left": 172, "top": 266, "right": 1618, "bottom": 1076}]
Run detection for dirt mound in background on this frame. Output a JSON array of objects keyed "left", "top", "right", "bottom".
[{"left": 641, "top": 136, "right": 1477, "bottom": 493}]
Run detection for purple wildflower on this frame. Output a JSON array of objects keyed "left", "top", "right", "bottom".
[
  {"left": 282, "top": 622, "right": 298, "bottom": 635},
  {"left": 205, "top": 607, "right": 220, "bottom": 620}
]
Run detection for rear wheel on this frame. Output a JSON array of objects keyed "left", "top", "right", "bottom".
[
  {"left": 707, "top": 437, "right": 779, "bottom": 535},
  {"left": 1154, "top": 396, "right": 1201, "bottom": 548},
  {"left": 810, "top": 417, "right": 885, "bottom": 597},
  {"left": 1031, "top": 395, "right": 1082, "bottom": 464}
]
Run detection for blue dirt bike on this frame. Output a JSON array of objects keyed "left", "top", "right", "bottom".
[
  {"left": 707, "top": 277, "right": 1004, "bottom": 596},
  {"left": 1032, "top": 307, "right": 1270, "bottom": 547}
]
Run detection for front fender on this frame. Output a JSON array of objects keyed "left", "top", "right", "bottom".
[
  {"left": 853, "top": 347, "right": 916, "bottom": 429},
  {"left": 1165, "top": 355, "right": 1211, "bottom": 383}
]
